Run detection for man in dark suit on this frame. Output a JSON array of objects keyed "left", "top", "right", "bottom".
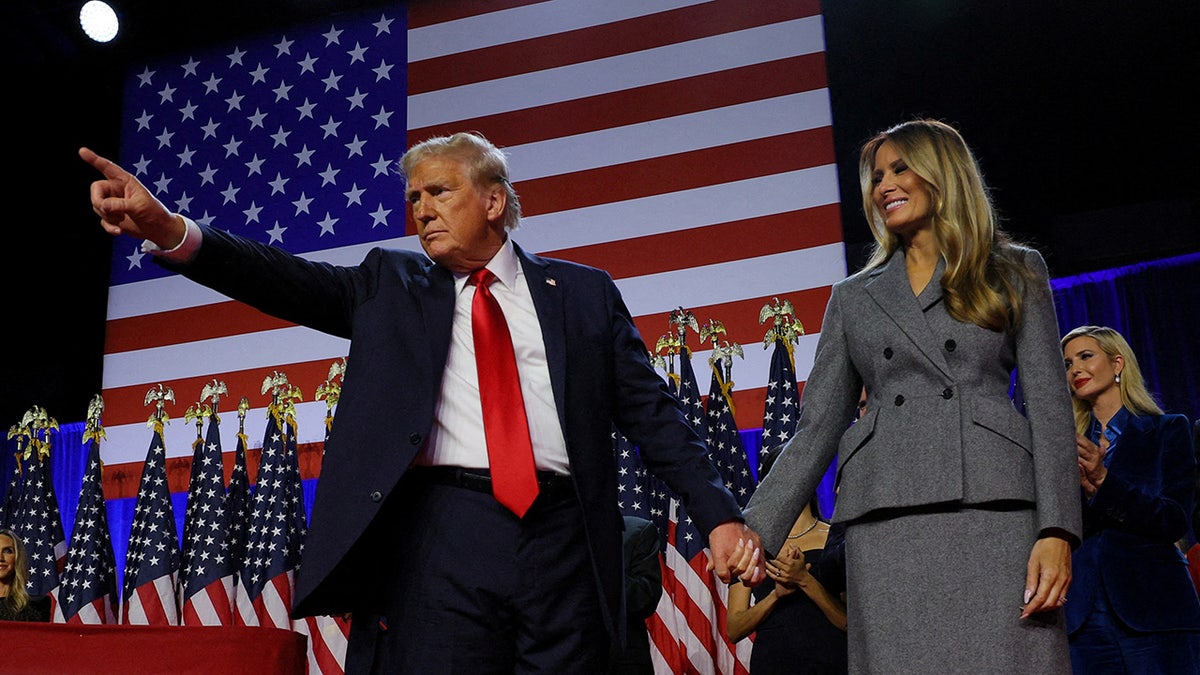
[
  {"left": 611, "top": 516, "right": 663, "bottom": 674},
  {"left": 80, "top": 132, "right": 764, "bottom": 673}
]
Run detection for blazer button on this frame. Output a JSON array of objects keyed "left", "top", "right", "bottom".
[
  {"left": 370, "top": 491, "right": 383, "bottom": 502},
  {"left": 944, "top": 339, "right": 957, "bottom": 352},
  {"left": 883, "top": 347, "right": 894, "bottom": 359},
  {"left": 409, "top": 432, "right": 422, "bottom": 445},
  {"left": 942, "top": 388, "right": 953, "bottom": 399},
  {"left": 894, "top": 394, "right": 905, "bottom": 406}
]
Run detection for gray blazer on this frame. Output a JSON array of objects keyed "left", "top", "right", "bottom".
[{"left": 745, "top": 246, "right": 1082, "bottom": 555}]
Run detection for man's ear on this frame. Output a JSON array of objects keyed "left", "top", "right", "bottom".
[{"left": 485, "top": 184, "right": 507, "bottom": 223}]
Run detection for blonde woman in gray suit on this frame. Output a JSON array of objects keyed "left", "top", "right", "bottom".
[{"left": 739, "top": 119, "right": 1081, "bottom": 673}]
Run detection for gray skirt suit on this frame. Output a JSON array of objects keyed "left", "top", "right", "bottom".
[{"left": 744, "top": 247, "right": 1082, "bottom": 674}]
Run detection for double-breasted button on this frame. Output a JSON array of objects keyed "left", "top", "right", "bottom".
[
  {"left": 370, "top": 491, "right": 383, "bottom": 502},
  {"left": 883, "top": 347, "right": 894, "bottom": 359},
  {"left": 942, "top": 388, "right": 953, "bottom": 399},
  {"left": 944, "top": 339, "right": 957, "bottom": 352},
  {"left": 894, "top": 394, "right": 905, "bottom": 406},
  {"left": 409, "top": 432, "right": 422, "bottom": 445}
]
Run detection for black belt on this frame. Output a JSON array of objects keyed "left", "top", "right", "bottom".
[{"left": 412, "top": 466, "right": 575, "bottom": 503}]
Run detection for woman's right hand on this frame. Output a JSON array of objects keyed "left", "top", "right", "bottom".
[{"left": 1076, "top": 434, "right": 1106, "bottom": 497}]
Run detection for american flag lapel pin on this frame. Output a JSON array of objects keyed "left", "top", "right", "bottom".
[{"left": 546, "top": 278, "right": 557, "bottom": 286}]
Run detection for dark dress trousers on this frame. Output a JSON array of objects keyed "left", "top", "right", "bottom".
[{"left": 166, "top": 224, "right": 741, "bottom": 657}]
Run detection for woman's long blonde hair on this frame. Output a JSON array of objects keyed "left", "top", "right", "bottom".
[
  {"left": 859, "top": 119, "right": 1034, "bottom": 333},
  {"left": 1061, "top": 325, "right": 1162, "bottom": 434},
  {"left": 0, "top": 528, "right": 32, "bottom": 612}
]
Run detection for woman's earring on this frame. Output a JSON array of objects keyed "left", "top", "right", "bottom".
[{"left": 1115, "top": 373, "right": 1121, "bottom": 383}]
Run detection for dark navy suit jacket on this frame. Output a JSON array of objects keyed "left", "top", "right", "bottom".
[
  {"left": 168, "top": 224, "right": 741, "bottom": 638},
  {"left": 1066, "top": 411, "right": 1200, "bottom": 633}
]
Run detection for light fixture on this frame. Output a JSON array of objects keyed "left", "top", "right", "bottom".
[{"left": 80, "top": 1, "right": 120, "bottom": 43}]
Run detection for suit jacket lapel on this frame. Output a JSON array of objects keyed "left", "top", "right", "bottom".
[
  {"left": 417, "top": 262, "right": 456, "bottom": 374},
  {"left": 865, "top": 250, "right": 952, "bottom": 377},
  {"left": 515, "top": 243, "right": 570, "bottom": 432},
  {"left": 1109, "top": 412, "right": 1153, "bottom": 469}
]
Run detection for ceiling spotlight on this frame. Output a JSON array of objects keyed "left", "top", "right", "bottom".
[{"left": 80, "top": 1, "right": 120, "bottom": 43}]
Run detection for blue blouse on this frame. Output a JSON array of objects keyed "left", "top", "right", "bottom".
[{"left": 1087, "top": 406, "right": 1131, "bottom": 467}]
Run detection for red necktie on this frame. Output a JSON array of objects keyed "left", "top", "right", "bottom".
[{"left": 469, "top": 268, "right": 539, "bottom": 517}]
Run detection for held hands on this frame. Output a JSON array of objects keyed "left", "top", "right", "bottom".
[
  {"left": 1076, "top": 434, "right": 1107, "bottom": 497},
  {"left": 707, "top": 520, "right": 766, "bottom": 587},
  {"left": 79, "top": 147, "right": 186, "bottom": 248},
  {"left": 1021, "top": 533, "right": 1072, "bottom": 619}
]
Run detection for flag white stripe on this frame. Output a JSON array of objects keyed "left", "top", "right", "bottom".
[
  {"left": 617, "top": 244, "right": 845, "bottom": 316},
  {"left": 102, "top": 325, "right": 349, "bottom": 388},
  {"left": 502, "top": 91, "right": 833, "bottom": 182}
]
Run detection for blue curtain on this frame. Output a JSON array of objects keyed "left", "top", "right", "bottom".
[{"left": 1052, "top": 251, "right": 1200, "bottom": 422}]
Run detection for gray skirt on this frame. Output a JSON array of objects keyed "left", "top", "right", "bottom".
[{"left": 844, "top": 505, "right": 1071, "bottom": 674}]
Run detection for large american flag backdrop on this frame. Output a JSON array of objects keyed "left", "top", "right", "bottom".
[{"left": 95, "top": 0, "right": 845, "bottom": 671}]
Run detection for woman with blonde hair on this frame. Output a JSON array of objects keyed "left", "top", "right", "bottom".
[
  {"left": 0, "top": 528, "right": 49, "bottom": 622},
  {"left": 740, "top": 118, "right": 1080, "bottom": 673},
  {"left": 1061, "top": 325, "right": 1200, "bottom": 672}
]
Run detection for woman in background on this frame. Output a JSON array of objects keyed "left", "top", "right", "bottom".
[
  {"left": 0, "top": 528, "right": 50, "bottom": 622},
  {"left": 1061, "top": 325, "right": 1200, "bottom": 673},
  {"left": 726, "top": 446, "right": 847, "bottom": 674}
]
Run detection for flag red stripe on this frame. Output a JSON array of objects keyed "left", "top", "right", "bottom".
[
  {"left": 544, "top": 204, "right": 842, "bottom": 280},
  {"left": 407, "top": 0, "right": 821, "bottom": 93},
  {"left": 408, "top": 53, "right": 829, "bottom": 149},
  {"left": 515, "top": 129, "right": 836, "bottom": 219},
  {"left": 105, "top": 302, "right": 296, "bottom": 354}
]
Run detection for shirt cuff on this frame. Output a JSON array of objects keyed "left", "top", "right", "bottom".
[{"left": 140, "top": 215, "right": 202, "bottom": 262}]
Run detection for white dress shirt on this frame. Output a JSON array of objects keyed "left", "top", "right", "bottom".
[{"left": 411, "top": 238, "right": 571, "bottom": 474}]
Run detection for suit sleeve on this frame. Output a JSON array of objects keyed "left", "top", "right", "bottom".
[
  {"left": 604, "top": 274, "right": 743, "bottom": 535},
  {"left": 744, "top": 281, "right": 860, "bottom": 556},
  {"left": 1088, "top": 414, "right": 1196, "bottom": 543},
  {"left": 1013, "top": 248, "right": 1083, "bottom": 543}
]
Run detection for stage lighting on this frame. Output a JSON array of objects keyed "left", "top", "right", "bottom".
[{"left": 80, "top": 1, "right": 119, "bottom": 43}]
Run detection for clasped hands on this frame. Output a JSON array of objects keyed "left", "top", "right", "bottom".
[{"left": 763, "top": 545, "right": 810, "bottom": 596}]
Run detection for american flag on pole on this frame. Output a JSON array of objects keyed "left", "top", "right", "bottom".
[
  {"left": 12, "top": 407, "right": 68, "bottom": 613},
  {"left": 58, "top": 395, "right": 119, "bottom": 624},
  {"left": 1, "top": 446, "right": 20, "bottom": 529},
  {"left": 703, "top": 346, "right": 755, "bottom": 509},
  {"left": 226, "top": 398, "right": 253, "bottom": 576},
  {"left": 121, "top": 386, "right": 181, "bottom": 625},
  {"left": 180, "top": 386, "right": 237, "bottom": 626},
  {"left": 235, "top": 375, "right": 305, "bottom": 629},
  {"left": 614, "top": 428, "right": 652, "bottom": 520},
  {"left": 648, "top": 331, "right": 752, "bottom": 674},
  {"left": 759, "top": 297, "right": 804, "bottom": 458},
  {"left": 303, "top": 361, "right": 352, "bottom": 674}
]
